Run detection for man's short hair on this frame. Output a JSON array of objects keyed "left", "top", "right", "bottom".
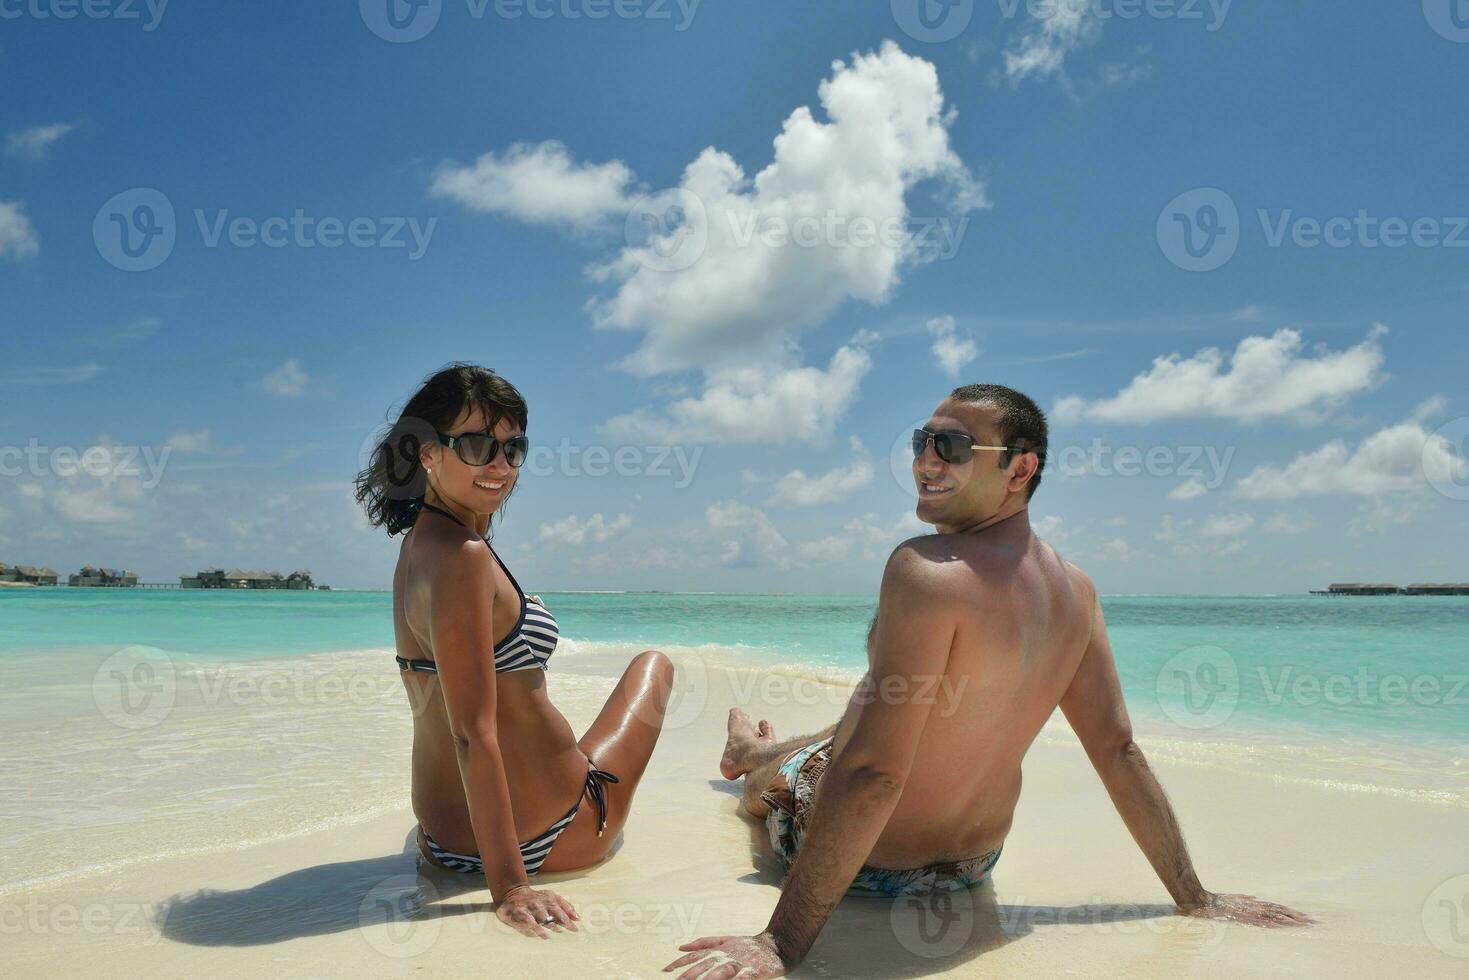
[{"left": 949, "top": 383, "right": 1048, "bottom": 499}]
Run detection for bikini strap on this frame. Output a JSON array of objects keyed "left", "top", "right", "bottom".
[
  {"left": 585, "top": 767, "right": 621, "bottom": 837},
  {"left": 416, "top": 500, "right": 466, "bottom": 527}
]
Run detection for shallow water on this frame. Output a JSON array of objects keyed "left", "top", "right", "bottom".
[{"left": 2, "top": 589, "right": 1466, "bottom": 894}]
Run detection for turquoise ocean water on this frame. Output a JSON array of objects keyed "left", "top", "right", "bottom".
[
  {"left": 2, "top": 588, "right": 1466, "bottom": 755},
  {"left": 2, "top": 588, "right": 1465, "bottom": 893}
]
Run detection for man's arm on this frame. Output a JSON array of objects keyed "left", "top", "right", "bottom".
[
  {"left": 666, "top": 543, "right": 957, "bottom": 978},
  {"left": 1059, "top": 575, "right": 1312, "bottom": 926},
  {"left": 765, "top": 546, "right": 955, "bottom": 964}
]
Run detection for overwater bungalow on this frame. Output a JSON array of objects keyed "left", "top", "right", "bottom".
[
  {"left": 69, "top": 566, "right": 140, "bottom": 588},
  {"left": 0, "top": 563, "right": 59, "bottom": 586}
]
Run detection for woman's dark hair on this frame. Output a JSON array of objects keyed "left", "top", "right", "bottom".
[{"left": 355, "top": 363, "right": 529, "bottom": 536}]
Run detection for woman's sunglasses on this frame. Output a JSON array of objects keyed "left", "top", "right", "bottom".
[
  {"left": 437, "top": 431, "right": 530, "bottom": 468},
  {"left": 911, "top": 428, "right": 1014, "bottom": 465}
]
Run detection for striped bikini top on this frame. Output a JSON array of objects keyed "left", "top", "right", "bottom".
[{"left": 396, "top": 502, "right": 560, "bottom": 676}]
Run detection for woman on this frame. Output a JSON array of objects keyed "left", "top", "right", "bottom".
[{"left": 355, "top": 363, "right": 674, "bottom": 938}]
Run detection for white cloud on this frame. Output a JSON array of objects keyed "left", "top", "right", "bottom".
[
  {"left": 1097, "top": 537, "right": 1136, "bottom": 561},
  {"left": 707, "top": 500, "right": 789, "bottom": 566},
  {"left": 605, "top": 342, "right": 872, "bottom": 444},
  {"left": 926, "top": 315, "right": 979, "bottom": 378},
  {"left": 797, "top": 535, "right": 851, "bottom": 565},
  {"left": 1032, "top": 514, "right": 1066, "bottom": 540},
  {"left": 432, "top": 140, "right": 637, "bottom": 231},
  {"left": 1234, "top": 416, "right": 1467, "bottom": 500},
  {"left": 15, "top": 441, "right": 148, "bottom": 527},
  {"left": 1168, "top": 479, "right": 1208, "bottom": 502},
  {"left": 0, "top": 363, "right": 103, "bottom": 386},
  {"left": 592, "top": 43, "right": 983, "bottom": 376},
  {"left": 1054, "top": 326, "right": 1387, "bottom": 425},
  {"left": 768, "top": 437, "right": 873, "bottom": 505},
  {"left": 1005, "top": 3, "right": 1102, "bottom": 84},
  {"left": 796, "top": 511, "right": 926, "bottom": 566},
  {"left": 1411, "top": 394, "right": 1450, "bottom": 424},
  {"left": 165, "top": 429, "right": 213, "bottom": 453},
  {"left": 6, "top": 122, "right": 75, "bottom": 161},
  {"left": 263, "top": 359, "right": 309, "bottom": 398},
  {"left": 538, "top": 512, "right": 633, "bottom": 547},
  {"left": 0, "top": 200, "right": 40, "bottom": 260},
  {"left": 1261, "top": 512, "right": 1314, "bottom": 535},
  {"left": 1155, "top": 514, "right": 1247, "bottom": 557},
  {"left": 1199, "top": 512, "right": 1254, "bottom": 538},
  {"left": 1347, "top": 498, "right": 1432, "bottom": 536}
]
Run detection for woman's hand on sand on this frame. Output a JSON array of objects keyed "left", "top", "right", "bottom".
[
  {"left": 495, "top": 885, "right": 579, "bottom": 939},
  {"left": 1182, "top": 892, "right": 1314, "bottom": 927},
  {"left": 665, "top": 932, "right": 789, "bottom": 979}
]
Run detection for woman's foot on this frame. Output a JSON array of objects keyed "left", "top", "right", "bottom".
[{"left": 719, "top": 707, "right": 775, "bottom": 780}]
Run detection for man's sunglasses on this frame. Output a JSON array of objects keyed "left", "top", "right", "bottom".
[
  {"left": 912, "top": 428, "right": 1015, "bottom": 465},
  {"left": 437, "top": 431, "right": 529, "bottom": 468}
]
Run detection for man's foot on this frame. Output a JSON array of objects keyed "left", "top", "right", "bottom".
[{"left": 719, "top": 708, "right": 776, "bottom": 780}]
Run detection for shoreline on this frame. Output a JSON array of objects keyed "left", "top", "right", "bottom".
[{"left": 5, "top": 648, "right": 1466, "bottom": 977}]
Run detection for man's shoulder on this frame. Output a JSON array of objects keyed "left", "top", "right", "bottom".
[
  {"left": 881, "top": 535, "right": 977, "bottom": 602},
  {"left": 1058, "top": 555, "right": 1098, "bottom": 604}
]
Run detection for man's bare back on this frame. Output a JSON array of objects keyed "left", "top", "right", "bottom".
[{"left": 831, "top": 519, "right": 1093, "bottom": 870}]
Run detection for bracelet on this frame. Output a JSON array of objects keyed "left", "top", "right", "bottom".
[{"left": 498, "top": 882, "right": 532, "bottom": 902}]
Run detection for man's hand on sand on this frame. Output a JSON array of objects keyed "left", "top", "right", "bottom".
[
  {"left": 495, "top": 885, "right": 578, "bottom": 939},
  {"left": 665, "top": 932, "right": 789, "bottom": 979},
  {"left": 1182, "top": 892, "right": 1314, "bottom": 927}
]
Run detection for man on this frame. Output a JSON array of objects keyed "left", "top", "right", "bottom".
[{"left": 666, "top": 384, "right": 1311, "bottom": 979}]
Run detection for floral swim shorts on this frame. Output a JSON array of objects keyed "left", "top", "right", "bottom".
[{"left": 760, "top": 738, "right": 1003, "bottom": 898}]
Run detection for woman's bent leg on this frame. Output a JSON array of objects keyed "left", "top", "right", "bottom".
[{"left": 538, "top": 650, "right": 674, "bottom": 871}]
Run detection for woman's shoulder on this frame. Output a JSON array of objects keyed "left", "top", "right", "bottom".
[{"left": 406, "top": 523, "right": 493, "bottom": 589}]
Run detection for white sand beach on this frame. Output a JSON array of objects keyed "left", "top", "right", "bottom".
[{"left": 6, "top": 648, "right": 1466, "bottom": 978}]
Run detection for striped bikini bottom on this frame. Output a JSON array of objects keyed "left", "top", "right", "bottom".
[{"left": 419, "top": 765, "right": 618, "bottom": 877}]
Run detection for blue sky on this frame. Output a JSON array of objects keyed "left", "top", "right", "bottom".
[{"left": 2, "top": 1, "right": 1467, "bottom": 593}]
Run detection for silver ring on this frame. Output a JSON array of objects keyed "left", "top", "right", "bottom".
[{"left": 542, "top": 916, "right": 556, "bottom": 925}]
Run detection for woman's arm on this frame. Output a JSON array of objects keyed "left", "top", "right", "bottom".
[{"left": 428, "top": 539, "right": 576, "bottom": 936}]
